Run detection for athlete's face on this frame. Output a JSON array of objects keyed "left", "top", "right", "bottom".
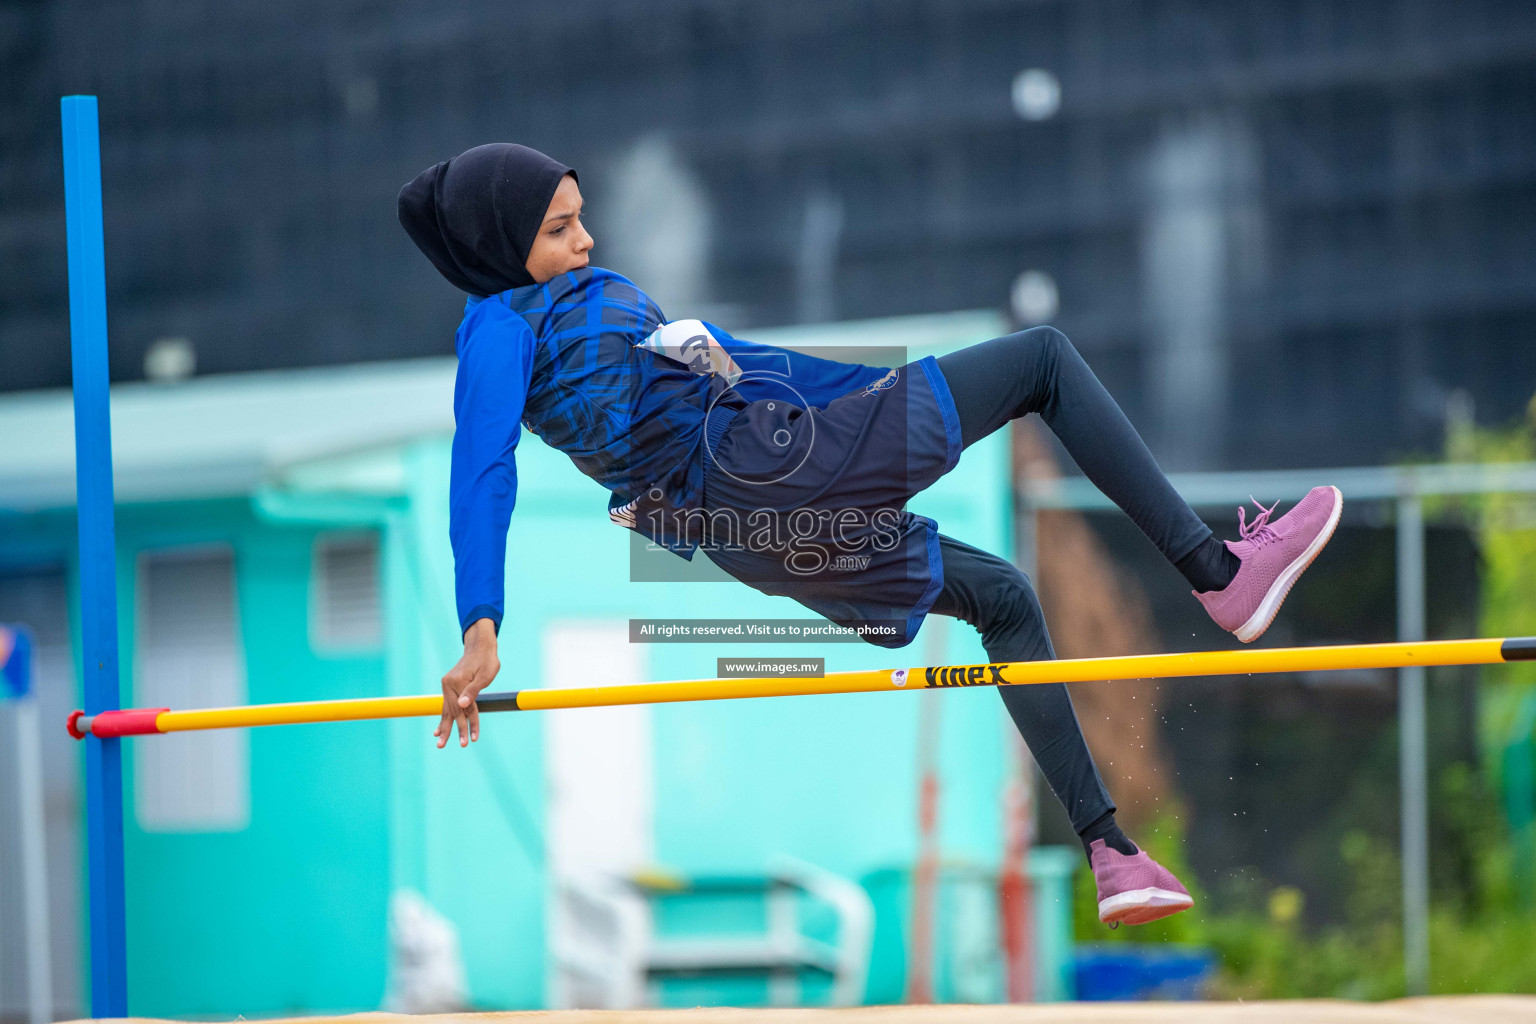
[{"left": 524, "top": 174, "right": 593, "bottom": 283}]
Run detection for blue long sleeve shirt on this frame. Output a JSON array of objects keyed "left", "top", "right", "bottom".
[{"left": 450, "top": 267, "right": 888, "bottom": 635}]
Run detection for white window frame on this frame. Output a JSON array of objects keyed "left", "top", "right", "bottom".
[
  {"left": 308, "top": 530, "right": 384, "bottom": 654},
  {"left": 132, "top": 543, "right": 249, "bottom": 833}
]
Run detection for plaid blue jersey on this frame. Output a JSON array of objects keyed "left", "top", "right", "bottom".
[{"left": 450, "top": 267, "right": 887, "bottom": 634}]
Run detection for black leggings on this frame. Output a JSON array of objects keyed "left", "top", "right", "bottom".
[{"left": 930, "top": 327, "right": 1212, "bottom": 833}]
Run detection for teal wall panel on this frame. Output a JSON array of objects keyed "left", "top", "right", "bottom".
[{"left": 110, "top": 503, "right": 391, "bottom": 1017}]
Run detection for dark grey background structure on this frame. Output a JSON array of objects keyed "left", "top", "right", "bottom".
[{"left": 3, "top": 0, "right": 1535, "bottom": 472}]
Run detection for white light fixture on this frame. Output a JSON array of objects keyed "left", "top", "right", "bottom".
[
  {"left": 144, "top": 336, "right": 195, "bottom": 382},
  {"left": 1011, "top": 68, "right": 1061, "bottom": 121},
  {"left": 1011, "top": 271, "right": 1059, "bottom": 325}
]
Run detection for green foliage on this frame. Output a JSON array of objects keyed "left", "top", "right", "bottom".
[
  {"left": 1439, "top": 393, "right": 1536, "bottom": 896},
  {"left": 1427, "top": 905, "right": 1536, "bottom": 993},
  {"left": 1199, "top": 819, "right": 1536, "bottom": 1000},
  {"left": 1437, "top": 394, "right": 1536, "bottom": 722},
  {"left": 1070, "top": 770, "right": 1536, "bottom": 999}
]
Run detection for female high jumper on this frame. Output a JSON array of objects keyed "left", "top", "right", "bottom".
[{"left": 398, "top": 143, "right": 1342, "bottom": 927}]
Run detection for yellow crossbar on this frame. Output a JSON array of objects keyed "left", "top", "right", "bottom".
[{"left": 66, "top": 636, "right": 1533, "bottom": 738}]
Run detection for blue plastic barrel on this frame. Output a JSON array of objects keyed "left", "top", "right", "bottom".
[{"left": 1072, "top": 943, "right": 1215, "bottom": 1001}]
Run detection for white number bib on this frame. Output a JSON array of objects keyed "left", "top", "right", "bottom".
[{"left": 637, "top": 319, "right": 743, "bottom": 387}]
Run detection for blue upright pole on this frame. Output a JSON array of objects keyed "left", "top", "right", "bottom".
[{"left": 62, "top": 94, "right": 129, "bottom": 1019}]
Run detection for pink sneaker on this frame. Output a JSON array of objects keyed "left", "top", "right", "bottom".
[
  {"left": 1194, "top": 485, "right": 1343, "bottom": 643},
  {"left": 1090, "top": 839, "right": 1193, "bottom": 927}
]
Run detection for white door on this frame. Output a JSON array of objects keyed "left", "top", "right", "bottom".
[{"left": 542, "top": 621, "right": 651, "bottom": 1008}]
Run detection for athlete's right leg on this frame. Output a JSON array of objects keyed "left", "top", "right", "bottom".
[
  {"left": 936, "top": 327, "right": 1229, "bottom": 587},
  {"left": 935, "top": 327, "right": 1341, "bottom": 642}
]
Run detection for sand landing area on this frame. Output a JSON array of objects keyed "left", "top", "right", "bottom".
[{"left": 72, "top": 998, "right": 1536, "bottom": 1024}]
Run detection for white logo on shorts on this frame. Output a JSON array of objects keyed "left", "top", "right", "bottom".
[{"left": 863, "top": 368, "right": 898, "bottom": 397}]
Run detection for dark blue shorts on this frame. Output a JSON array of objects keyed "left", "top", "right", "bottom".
[{"left": 698, "top": 356, "right": 962, "bottom": 648}]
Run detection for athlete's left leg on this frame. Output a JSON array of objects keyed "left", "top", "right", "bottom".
[
  {"left": 928, "top": 534, "right": 1113, "bottom": 835},
  {"left": 929, "top": 532, "right": 1192, "bottom": 926}
]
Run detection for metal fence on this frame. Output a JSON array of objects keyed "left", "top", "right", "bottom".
[{"left": 1018, "top": 459, "right": 1536, "bottom": 995}]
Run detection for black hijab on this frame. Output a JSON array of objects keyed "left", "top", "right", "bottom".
[{"left": 398, "top": 143, "right": 576, "bottom": 294}]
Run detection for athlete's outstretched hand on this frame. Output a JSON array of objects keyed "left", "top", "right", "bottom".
[{"left": 437, "top": 617, "right": 499, "bottom": 748}]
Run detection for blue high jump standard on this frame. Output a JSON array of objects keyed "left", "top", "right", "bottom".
[{"left": 62, "top": 94, "right": 129, "bottom": 1018}]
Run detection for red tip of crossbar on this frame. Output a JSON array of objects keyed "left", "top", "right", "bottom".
[
  {"left": 92, "top": 708, "right": 169, "bottom": 737},
  {"left": 69, "top": 707, "right": 169, "bottom": 739},
  {"left": 66, "top": 710, "right": 87, "bottom": 740}
]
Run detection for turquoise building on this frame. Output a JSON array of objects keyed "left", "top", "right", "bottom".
[{"left": 0, "top": 310, "right": 1076, "bottom": 1018}]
